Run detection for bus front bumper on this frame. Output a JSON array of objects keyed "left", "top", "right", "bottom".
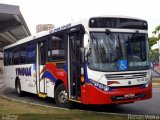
[{"left": 81, "top": 83, "right": 152, "bottom": 105}]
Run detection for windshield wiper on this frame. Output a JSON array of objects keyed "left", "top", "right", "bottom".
[{"left": 105, "top": 29, "right": 122, "bottom": 60}]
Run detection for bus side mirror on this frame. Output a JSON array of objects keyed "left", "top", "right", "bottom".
[
  {"left": 80, "top": 47, "right": 85, "bottom": 53},
  {"left": 85, "top": 48, "right": 91, "bottom": 57}
]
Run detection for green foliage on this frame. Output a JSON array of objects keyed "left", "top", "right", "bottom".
[
  {"left": 149, "top": 25, "right": 160, "bottom": 62},
  {"left": 149, "top": 25, "right": 160, "bottom": 48},
  {"left": 150, "top": 48, "right": 159, "bottom": 62},
  {"left": 152, "top": 25, "right": 160, "bottom": 35},
  {"left": 148, "top": 37, "right": 159, "bottom": 49}
]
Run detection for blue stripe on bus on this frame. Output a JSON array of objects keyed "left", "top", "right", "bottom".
[
  {"left": 41, "top": 71, "right": 56, "bottom": 82},
  {"left": 63, "top": 63, "right": 67, "bottom": 72},
  {"left": 85, "top": 64, "right": 89, "bottom": 83}
]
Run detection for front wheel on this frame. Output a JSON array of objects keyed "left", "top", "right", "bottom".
[{"left": 55, "top": 84, "right": 72, "bottom": 108}]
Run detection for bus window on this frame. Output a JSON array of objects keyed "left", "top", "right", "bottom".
[
  {"left": 51, "top": 37, "right": 65, "bottom": 61},
  {"left": 13, "top": 46, "right": 20, "bottom": 65},
  {"left": 4, "top": 50, "right": 8, "bottom": 66},
  {"left": 20, "top": 44, "right": 27, "bottom": 64},
  {"left": 8, "top": 49, "right": 13, "bottom": 65},
  {"left": 27, "top": 42, "right": 36, "bottom": 64},
  {"left": 39, "top": 42, "right": 47, "bottom": 65}
]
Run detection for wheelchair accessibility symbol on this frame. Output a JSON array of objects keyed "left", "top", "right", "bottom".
[{"left": 118, "top": 60, "right": 128, "bottom": 71}]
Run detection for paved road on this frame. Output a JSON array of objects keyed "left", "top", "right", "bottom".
[
  {"left": 0, "top": 82, "right": 160, "bottom": 115},
  {"left": 152, "top": 69, "right": 160, "bottom": 77},
  {"left": 0, "top": 78, "right": 3, "bottom": 84}
]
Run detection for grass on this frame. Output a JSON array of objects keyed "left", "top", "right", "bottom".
[
  {"left": 152, "top": 80, "right": 160, "bottom": 83},
  {"left": 0, "top": 96, "right": 127, "bottom": 120}
]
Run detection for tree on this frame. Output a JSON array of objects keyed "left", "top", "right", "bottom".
[
  {"left": 149, "top": 25, "right": 160, "bottom": 62},
  {"left": 149, "top": 25, "right": 160, "bottom": 48},
  {"left": 150, "top": 48, "right": 159, "bottom": 63}
]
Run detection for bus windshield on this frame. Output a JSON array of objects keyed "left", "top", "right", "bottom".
[{"left": 88, "top": 32, "right": 150, "bottom": 72}]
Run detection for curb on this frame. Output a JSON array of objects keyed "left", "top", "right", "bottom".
[
  {"left": 0, "top": 94, "right": 127, "bottom": 116},
  {"left": 0, "top": 95, "right": 68, "bottom": 110}
]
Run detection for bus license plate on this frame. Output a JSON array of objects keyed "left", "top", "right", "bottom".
[{"left": 124, "top": 94, "right": 135, "bottom": 98}]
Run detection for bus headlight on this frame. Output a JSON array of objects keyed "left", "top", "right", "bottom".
[
  {"left": 99, "top": 84, "right": 104, "bottom": 89},
  {"left": 91, "top": 80, "right": 110, "bottom": 91},
  {"left": 145, "top": 79, "right": 152, "bottom": 88},
  {"left": 103, "top": 86, "right": 109, "bottom": 91},
  {"left": 145, "top": 72, "right": 152, "bottom": 88},
  {"left": 94, "top": 82, "right": 99, "bottom": 87}
]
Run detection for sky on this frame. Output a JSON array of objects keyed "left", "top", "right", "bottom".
[{"left": 0, "top": 0, "right": 160, "bottom": 41}]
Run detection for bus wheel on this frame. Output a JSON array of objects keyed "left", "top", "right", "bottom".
[
  {"left": 16, "top": 79, "right": 24, "bottom": 97},
  {"left": 55, "top": 84, "right": 71, "bottom": 108}
]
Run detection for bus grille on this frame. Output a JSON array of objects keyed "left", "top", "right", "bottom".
[{"left": 105, "top": 72, "right": 147, "bottom": 80}]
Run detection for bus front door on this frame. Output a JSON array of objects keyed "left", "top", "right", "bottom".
[{"left": 68, "top": 28, "right": 84, "bottom": 102}]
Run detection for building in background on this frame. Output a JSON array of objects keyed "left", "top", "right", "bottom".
[{"left": 36, "top": 24, "right": 55, "bottom": 33}]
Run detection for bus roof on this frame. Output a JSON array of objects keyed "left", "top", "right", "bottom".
[{"left": 3, "top": 15, "right": 147, "bottom": 50}]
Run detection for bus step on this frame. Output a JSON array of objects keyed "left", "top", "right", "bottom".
[
  {"left": 38, "top": 93, "right": 47, "bottom": 98},
  {"left": 69, "top": 96, "right": 81, "bottom": 103},
  {"left": 69, "top": 99, "right": 81, "bottom": 103}
]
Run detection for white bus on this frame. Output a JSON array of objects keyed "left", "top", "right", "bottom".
[{"left": 4, "top": 16, "right": 152, "bottom": 108}]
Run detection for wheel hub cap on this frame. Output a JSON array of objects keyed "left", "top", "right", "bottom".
[{"left": 58, "top": 90, "right": 68, "bottom": 104}]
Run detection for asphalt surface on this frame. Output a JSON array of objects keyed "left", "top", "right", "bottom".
[
  {"left": 0, "top": 80, "right": 160, "bottom": 115},
  {"left": 152, "top": 69, "right": 160, "bottom": 77}
]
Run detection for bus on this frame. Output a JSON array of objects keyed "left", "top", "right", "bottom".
[{"left": 3, "top": 16, "right": 152, "bottom": 108}]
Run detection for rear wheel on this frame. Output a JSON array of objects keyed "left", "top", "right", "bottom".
[
  {"left": 55, "top": 84, "right": 72, "bottom": 108},
  {"left": 15, "top": 79, "right": 24, "bottom": 97}
]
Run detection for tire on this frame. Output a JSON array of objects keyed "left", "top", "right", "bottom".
[
  {"left": 15, "top": 79, "right": 24, "bottom": 97},
  {"left": 55, "top": 84, "right": 72, "bottom": 108}
]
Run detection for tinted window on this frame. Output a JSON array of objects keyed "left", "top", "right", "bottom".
[
  {"left": 27, "top": 42, "right": 36, "bottom": 63},
  {"left": 13, "top": 46, "right": 20, "bottom": 65},
  {"left": 4, "top": 50, "right": 8, "bottom": 66},
  {"left": 20, "top": 44, "right": 27, "bottom": 64},
  {"left": 48, "top": 37, "right": 65, "bottom": 61},
  {"left": 8, "top": 49, "right": 13, "bottom": 65},
  {"left": 89, "top": 17, "right": 148, "bottom": 30},
  {"left": 39, "top": 42, "right": 47, "bottom": 65}
]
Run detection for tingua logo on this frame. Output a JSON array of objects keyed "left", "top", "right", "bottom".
[{"left": 16, "top": 67, "right": 31, "bottom": 76}]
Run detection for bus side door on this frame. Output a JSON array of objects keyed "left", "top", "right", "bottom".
[{"left": 37, "top": 41, "right": 47, "bottom": 93}]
